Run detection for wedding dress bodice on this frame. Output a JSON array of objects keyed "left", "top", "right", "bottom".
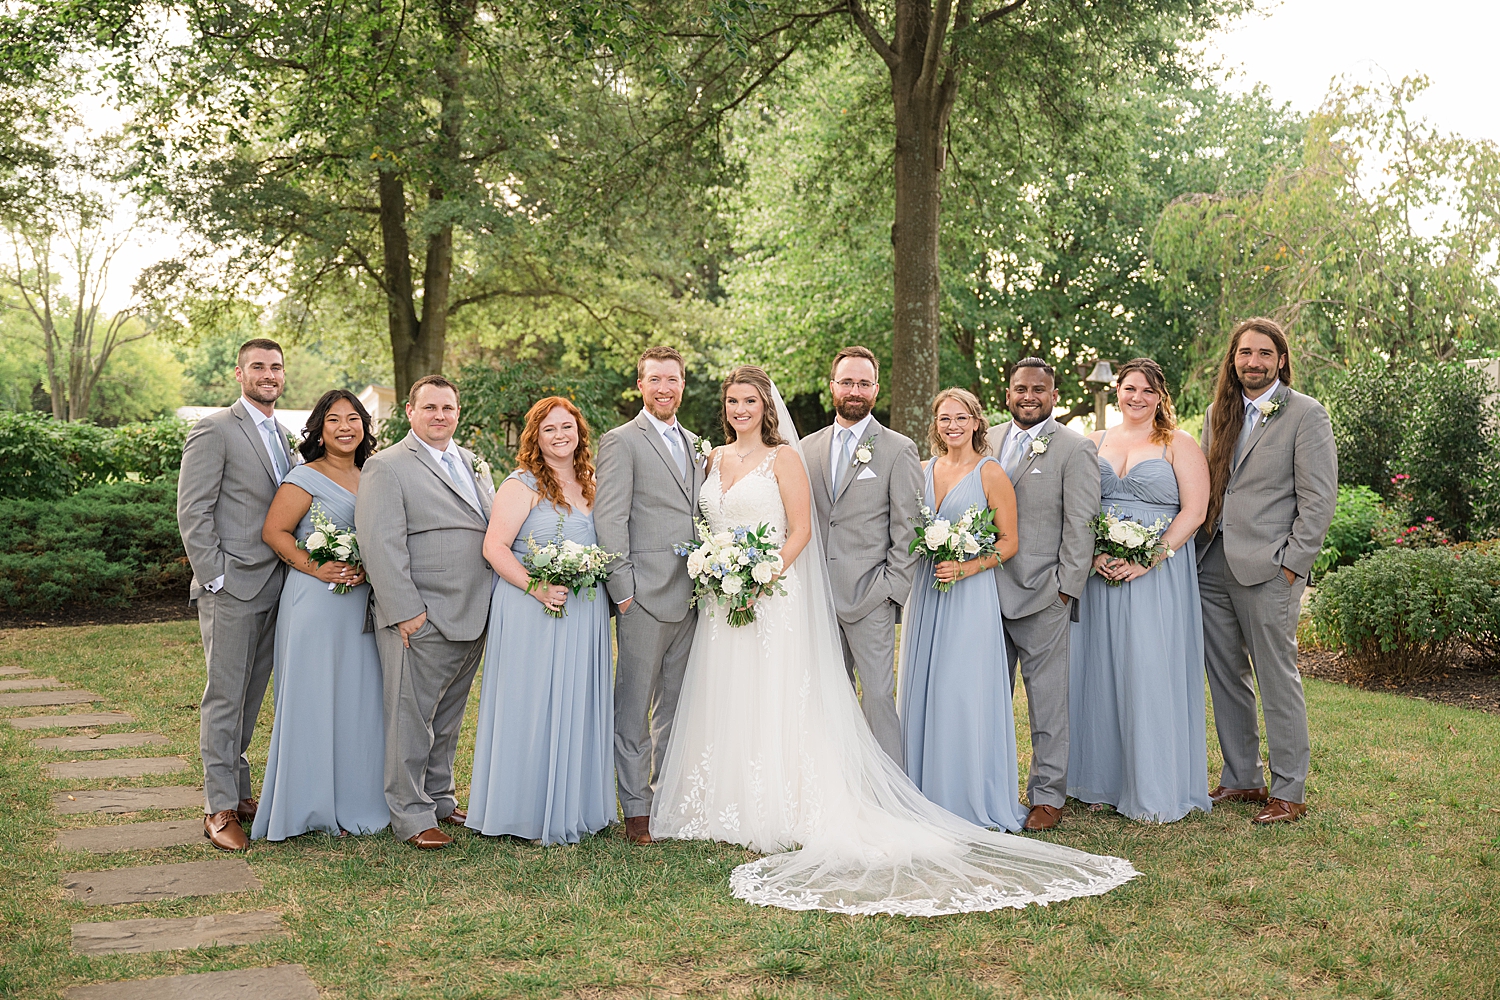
[{"left": 701, "top": 449, "right": 788, "bottom": 542}]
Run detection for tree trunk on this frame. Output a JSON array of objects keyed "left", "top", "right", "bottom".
[{"left": 890, "top": 78, "right": 946, "bottom": 447}]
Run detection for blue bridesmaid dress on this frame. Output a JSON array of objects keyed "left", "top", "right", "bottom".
[
  {"left": 253, "top": 465, "right": 388, "bottom": 840},
  {"left": 898, "top": 456, "right": 1028, "bottom": 832},
  {"left": 1067, "top": 437, "right": 1211, "bottom": 823},
  {"left": 466, "top": 470, "right": 616, "bottom": 844}
]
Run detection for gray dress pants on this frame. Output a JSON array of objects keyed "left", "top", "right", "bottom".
[
  {"left": 1198, "top": 536, "right": 1311, "bottom": 803},
  {"left": 838, "top": 600, "right": 904, "bottom": 770},
  {"left": 375, "top": 622, "right": 485, "bottom": 840},
  {"left": 196, "top": 569, "right": 284, "bottom": 814},
  {"left": 614, "top": 604, "right": 696, "bottom": 817},
  {"left": 1004, "top": 597, "right": 1071, "bottom": 810}
]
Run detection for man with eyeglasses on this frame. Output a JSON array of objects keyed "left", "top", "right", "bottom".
[
  {"left": 984, "top": 357, "right": 1101, "bottom": 831},
  {"left": 803, "top": 346, "right": 922, "bottom": 768}
]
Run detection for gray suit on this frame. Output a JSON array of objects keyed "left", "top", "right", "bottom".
[
  {"left": 176, "top": 399, "right": 295, "bottom": 814},
  {"left": 1197, "top": 386, "right": 1335, "bottom": 804},
  {"left": 985, "top": 416, "right": 1100, "bottom": 809},
  {"left": 594, "top": 410, "right": 706, "bottom": 816},
  {"left": 355, "top": 432, "right": 494, "bottom": 838},
  {"left": 803, "top": 418, "right": 921, "bottom": 767}
]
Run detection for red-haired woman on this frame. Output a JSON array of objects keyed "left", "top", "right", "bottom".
[{"left": 466, "top": 397, "right": 615, "bottom": 843}]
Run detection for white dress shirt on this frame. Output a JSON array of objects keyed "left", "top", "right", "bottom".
[
  {"left": 1242, "top": 379, "right": 1283, "bottom": 423},
  {"left": 829, "top": 413, "right": 875, "bottom": 471},
  {"left": 1000, "top": 418, "right": 1045, "bottom": 471}
]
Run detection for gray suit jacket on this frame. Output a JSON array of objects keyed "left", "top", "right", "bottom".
[
  {"left": 985, "top": 416, "right": 1100, "bottom": 620},
  {"left": 1197, "top": 385, "right": 1337, "bottom": 586},
  {"left": 177, "top": 399, "right": 298, "bottom": 601},
  {"left": 594, "top": 411, "right": 706, "bottom": 622},
  {"left": 804, "top": 418, "right": 922, "bottom": 623},
  {"left": 354, "top": 432, "right": 495, "bottom": 642}
]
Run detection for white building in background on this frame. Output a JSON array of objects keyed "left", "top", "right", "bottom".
[{"left": 176, "top": 384, "right": 398, "bottom": 440}]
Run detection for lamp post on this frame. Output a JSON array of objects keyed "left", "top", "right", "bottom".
[{"left": 1085, "top": 360, "right": 1115, "bottom": 432}]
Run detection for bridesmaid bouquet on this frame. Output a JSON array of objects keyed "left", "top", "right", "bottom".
[
  {"left": 522, "top": 514, "right": 618, "bottom": 618},
  {"left": 1088, "top": 508, "right": 1172, "bottom": 586},
  {"left": 674, "top": 521, "right": 786, "bottom": 627},
  {"left": 908, "top": 500, "right": 999, "bottom": 592},
  {"left": 300, "top": 504, "right": 363, "bottom": 594}
]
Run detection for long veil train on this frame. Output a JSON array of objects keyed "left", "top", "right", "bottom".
[{"left": 659, "top": 380, "right": 1140, "bottom": 916}]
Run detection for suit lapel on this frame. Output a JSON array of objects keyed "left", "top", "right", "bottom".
[
  {"left": 1232, "top": 388, "right": 1288, "bottom": 478},
  {"left": 1013, "top": 416, "right": 1056, "bottom": 481},
  {"left": 806, "top": 428, "right": 834, "bottom": 506},
  {"left": 637, "top": 411, "right": 690, "bottom": 500},
  {"left": 405, "top": 435, "right": 486, "bottom": 521},
  {"left": 231, "top": 399, "right": 280, "bottom": 486},
  {"left": 834, "top": 420, "right": 878, "bottom": 506}
]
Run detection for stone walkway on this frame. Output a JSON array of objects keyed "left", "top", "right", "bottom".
[{"left": 6, "top": 664, "right": 310, "bottom": 994}]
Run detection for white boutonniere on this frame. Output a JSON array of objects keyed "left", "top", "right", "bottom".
[
  {"left": 697, "top": 437, "right": 713, "bottom": 460},
  {"left": 853, "top": 434, "right": 876, "bottom": 466},
  {"left": 473, "top": 458, "right": 495, "bottom": 491},
  {"left": 1030, "top": 433, "right": 1052, "bottom": 457},
  {"left": 1255, "top": 396, "right": 1284, "bottom": 424}
]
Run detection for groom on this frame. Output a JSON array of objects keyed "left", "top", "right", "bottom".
[
  {"left": 595, "top": 346, "right": 707, "bottom": 844},
  {"left": 1197, "top": 317, "right": 1335, "bottom": 825},
  {"left": 356, "top": 375, "right": 494, "bottom": 849},
  {"left": 985, "top": 358, "right": 1099, "bottom": 831},
  {"left": 177, "top": 338, "right": 296, "bottom": 851},
  {"left": 804, "top": 346, "right": 921, "bottom": 768}
]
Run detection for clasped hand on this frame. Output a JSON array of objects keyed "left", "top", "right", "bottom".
[
  {"left": 531, "top": 582, "right": 570, "bottom": 613},
  {"left": 312, "top": 560, "right": 365, "bottom": 588},
  {"left": 1093, "top": 552, "right": 1153, "bottom": 584},
  {"left": 933, "top": 559, "right": 978, "bottom": 584}
]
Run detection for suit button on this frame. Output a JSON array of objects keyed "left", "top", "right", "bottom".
[
  {"left": 1226, "top": 489, "right": 1234, "bottom": 495},
  {"left": 830, "top": 522, "right": 837, "bottom": 527}
]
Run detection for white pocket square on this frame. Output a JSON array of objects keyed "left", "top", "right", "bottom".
[
  {"left": 1029, "top": 467, "right": 1044, "bottom": 474},
  {"left": 856, "top": 467, "right": 878, "bottom": 481}
]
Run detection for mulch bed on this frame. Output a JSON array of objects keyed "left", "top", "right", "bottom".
[
  {"left": 0, "top": 597, "right": 199, "bottom": 630},
  {"left": 1298, "top": 647, "right": 1500, "bottom": 715}
]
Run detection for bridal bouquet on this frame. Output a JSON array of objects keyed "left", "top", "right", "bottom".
[
  {"left": 521, "top": 515, "right": 618, "bottom": 618},
  {"left": 300, "top": 504, "right": 363, "bottom": 594},
  {"left": 1089, "top": 508, "right": 1172, "bottom": 587},
  {"left": 674, "top": 521, "right": 786, "bottom": 627},
  {"left": 908, "top": 500, "right": 999, "bottom": 592}
]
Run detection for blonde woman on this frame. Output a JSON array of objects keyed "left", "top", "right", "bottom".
[
  {"left": 897, "top": 388, "right": 1024, "bottom": 831},
  {"left": 1067, "top": 358, "right": 1211, "bottom": 823}
]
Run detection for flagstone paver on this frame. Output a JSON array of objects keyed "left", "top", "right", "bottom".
[
  {"left": 0, "top": 666, "right": 28, "bottom": 676},
  {"left": 71, "top": 910, "right": 287, "bottom": 956},
  {"left": 63, "top": 964, "right": 319, "bottom": 1000},
  {"left": 33, "top": 733, "right": 169, "bottom": 752},
  {"left": 0, "top": 690, "right": 102, "bottom": 708},
  {"left": 63, "top": 858, "right": 261, "bottom": 906},
  {"left": 57, "top": 820, "right": 206, "bottom": 854},
  {"left": 9, "top": 712, "right": 134, "bottom": 730},
  {"left": 54, "top": 786, "right": 202, "bottom": 815},
  {"left": 0, "top": 676, "right": 66, "bottom": 691},
  {"left": 46, "top": 757, "right": 189, "bottom": 781}
]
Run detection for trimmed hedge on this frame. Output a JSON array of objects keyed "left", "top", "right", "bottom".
[
  {"left": 0, "top": 480, "right": 190, "bottom": 612},
  {"left": 1312, "top": 485, "right": 1386, "bottom": 581},
  {"left": 0, "top": 412, "right": 188, "bottom": 500},
  {"left": 1308, "top": 546, "right": 1500, "bottom": 678}
]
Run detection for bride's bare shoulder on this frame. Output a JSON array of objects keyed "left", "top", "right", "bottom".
[{"left": 772, "top": 445, "right": 809, "bottom": 486}]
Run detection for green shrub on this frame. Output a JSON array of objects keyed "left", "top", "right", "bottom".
[
  {"left": 1326, "top": 360, "right": 1406, "bottom": 498},
  {"left": 0, "top": 412, "right": 189, "bottom": 499},
  {"left": 0, "top": 480, "right": 190, "bottom": 611},
  {"left": 1395, "top": 362, "right": 1499, "bottom": 540},
  {"left": 1308, "top": 547, "right": 1500, "bottom": 678},
  {"left": 1312, "top": 485, "right": 1389, "bottom": 580}
]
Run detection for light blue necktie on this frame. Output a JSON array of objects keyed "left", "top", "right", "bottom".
[
  {"left": 263, "top": 419, "right": 288, "bottom": 482},
  {"left": 441, "top": 451, "right": 480, "bottom": 510},
  {"left": 1005, "top": 430, "right": 1031, "bottom": 479},
  {"left": 1233, "top": 400, "right": 1259, "bottom": 466},
  {"left": 665, "top": 427, "right": 688, "bottom": 479},
  {"left": 833, "top": 427, "right": 854, "bottom": 494}
]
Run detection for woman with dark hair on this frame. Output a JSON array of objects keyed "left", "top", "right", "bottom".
[
  {"left": 898, "top": 387, "right": 1024, "bottom": 830},
  {"left": 466, "top": 395, "right": 615, "bottom": 844},
  {"left": 254, "top": 389, "right": 387, "bottom": 840},
  {"left": 1067, "top": 358, "right": 1212, "bottom": 823}
]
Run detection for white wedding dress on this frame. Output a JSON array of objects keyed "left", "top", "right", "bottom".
[{"left": 651, "top": 398, "right": 1140, "bottom": 917}]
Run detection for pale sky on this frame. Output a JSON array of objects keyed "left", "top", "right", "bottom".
[{"left": 87, "top": 1, "right": 1500, "bottom": 314}]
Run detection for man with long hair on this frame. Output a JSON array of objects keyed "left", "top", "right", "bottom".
[{"left": 1197, "top": 318, "right": 1336, "bottom": 825}]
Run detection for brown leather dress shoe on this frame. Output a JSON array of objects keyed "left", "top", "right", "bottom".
[
  {"left": 1252, "top": 798, "right": 1307, "bottom": 825},
  {"left": 1023, "top": 804, "right": 1063, "bottom": 831},
  {"left": 624, "top": 815, "right": 653, "bottom": 845},
  {"left": 204, "top": 810, "right": 249, "bottom": 852},
  {"left": 406, "top": 827, "right": 453, "bottom": 849},
  {"left": 236, "top": 797, "right": 258, "bottom": 824},
  {"left": 1209, "top": 785, "right": 1269, "bottom": 805},
  {"left": 438, "top": 807, "right": 467, "bottom": 826}
]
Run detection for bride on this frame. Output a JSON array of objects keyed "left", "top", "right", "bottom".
[{"left": 650, "top": 365, "right": 1139, "bottom": 916}]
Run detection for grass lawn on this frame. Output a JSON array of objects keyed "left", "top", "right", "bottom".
[{"left": 1, "top": 620, "right": 1498, "bottom": 999}]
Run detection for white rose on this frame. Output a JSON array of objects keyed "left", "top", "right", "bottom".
[
  {"left": 924, "top": 521, "right": 952, "bottom": 549},
  {"left": 855, "top": 446, "right": 872, "bottom": 464},
  {"left": 1031, "top": 437, "right": 1048, "bottom": 455},
  {"left": 721, "top": 545, "right": 740, "bottom": 564},
  {"left": 561, "top": 540, "right": 585, "bottom": 557},
  {"left": 721, "top": 574, "right": 743, "bottom": 595},
  {"left": 712, "top": 531, "right": 734, "bottom": 546},
  {"left": 1123, "top": 532, "right": 1144, "bottom": 549},
  {"left": 686, "top": 551, "right": 706, "bottom": 577},
  {"left": 1107, "top": 522, "right": 1131, "bottom": 545},
  {"left": 963, "top": 534, "right": 981, "bottom": 555},
  {"left": 305, "top": 531, "right": 327, "bottom": 550},
  {"left": 769, "top": 554, "right": 784, "bottom": 572},
  {"left": 738, "top": 554, "right": 751, "bottom": 566},
  {"left": 752, "top": 562, "right": 775, "bottom": 584}
]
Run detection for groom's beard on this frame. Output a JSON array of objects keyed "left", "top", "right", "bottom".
[
  {"left": 1009, "top": 406, "right": 1052, "bottom": 430},
  {"left": 834, "top": 397, "right": 872, "bottom": 422}
]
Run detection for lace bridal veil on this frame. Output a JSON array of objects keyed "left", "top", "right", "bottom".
[{"left": 721, "top": 383, "right": 1139, "bottom": 916}]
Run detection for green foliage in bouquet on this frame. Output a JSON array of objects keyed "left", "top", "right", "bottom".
[{"left": 1309, "top": 547, "right": 1500, "bottom": 679}]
